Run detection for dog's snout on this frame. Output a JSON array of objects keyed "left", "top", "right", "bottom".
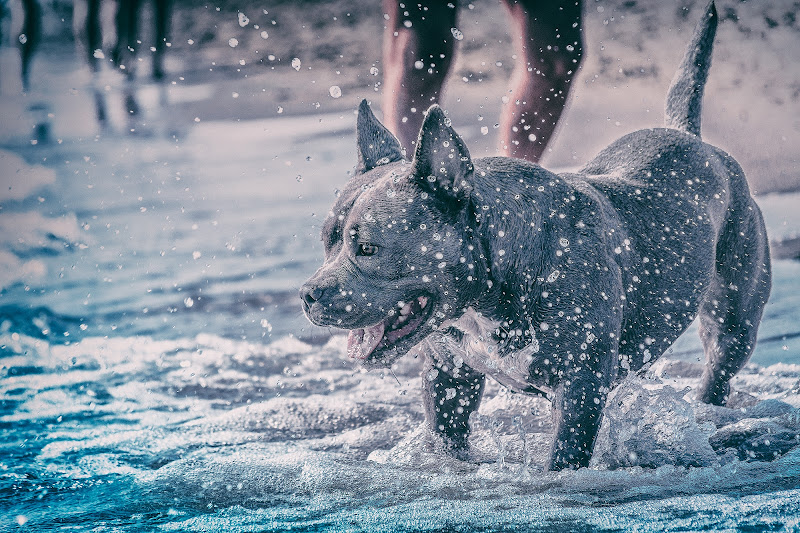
[{"left": 300, "top": 284, "right": 325, "bottom": 307}]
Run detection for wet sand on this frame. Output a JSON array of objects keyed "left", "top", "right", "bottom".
[{"left": 1, "top": 0, "right": 799, "bottom": 194}]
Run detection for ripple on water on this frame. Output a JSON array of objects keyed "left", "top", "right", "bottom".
[{"left": 2, "top": 331, "right": 800, "bottom": 531}]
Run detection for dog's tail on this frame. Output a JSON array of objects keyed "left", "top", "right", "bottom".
[{"left": 664, "top": 1, "right": 718, "bottom": 137}]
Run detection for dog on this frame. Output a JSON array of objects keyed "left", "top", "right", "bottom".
[{"left": 300, "top": 1, "right": 771, "bottom": 470}]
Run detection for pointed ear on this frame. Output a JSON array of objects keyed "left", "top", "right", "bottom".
[
  {"left": 356, "top": 99, "right": 404, "bottom": 173},
  {"left": 411, "top": 105, "right": 473, "bottom": 202}
]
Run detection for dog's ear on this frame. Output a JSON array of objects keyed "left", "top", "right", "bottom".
[
  {"left": 411, "top": 105, "right": 473, "bottom": 203},
  {"left": 356, "top": 99, "right": 404, "bottom": 173}
]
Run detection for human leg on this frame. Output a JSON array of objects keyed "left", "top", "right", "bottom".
[
  {"left": 498, "top": 0, "right": 583, "bottom": 162},
  {"left": 382, "top": 0, "right": 458, "bottom": 151}
]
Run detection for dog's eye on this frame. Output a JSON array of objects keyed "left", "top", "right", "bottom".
[{"left": 357, "top": 243, "right": 379, "bottom": 256}]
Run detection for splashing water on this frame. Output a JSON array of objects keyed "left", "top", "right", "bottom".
[{"left": 2, "top": 92, "right": 800, "bottom": 532}]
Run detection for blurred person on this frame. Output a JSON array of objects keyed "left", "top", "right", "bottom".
[
  {"left": 111, "top": 0, "right": 172, "bottom": 79},
  {"left": 382, "top": 0, "right": 583, "bottom": 162},
  {"left": 19, "top": 0, "right": 41, "bottom": 91},
  {"left": 16, "top": 0, "right": 172, "bottom": 86}
]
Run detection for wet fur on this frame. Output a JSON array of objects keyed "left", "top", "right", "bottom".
[{"left": 301, "top": 1, "right": 771, "bottom": 470}]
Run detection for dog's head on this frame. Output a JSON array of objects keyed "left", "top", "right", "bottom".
[{"left": 300, "top": 101, "right": 487, "bottom": 368}]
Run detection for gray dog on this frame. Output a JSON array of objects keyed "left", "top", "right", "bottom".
[{"left": 300, "top": 1, "right": 771, "bottom": 470}]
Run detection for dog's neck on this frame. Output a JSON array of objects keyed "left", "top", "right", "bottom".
[{"left": 465, "top": 161, "right": 572, "bottom": 320}]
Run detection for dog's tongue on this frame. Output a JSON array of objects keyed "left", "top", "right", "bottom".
[{"left": 347, "top": 323, "right": 385, "bottom": 360}]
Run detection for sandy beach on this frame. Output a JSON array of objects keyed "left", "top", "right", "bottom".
[
  {"left": 1, "top": 0, "right": 799, "bottom": 192},
  {"left": 1, "top": 1, "right": 800, "bottom": 531}
]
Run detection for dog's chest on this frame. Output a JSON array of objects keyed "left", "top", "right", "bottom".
[{"left": 439, "top": 308, "right": 551, "bottom": 396}]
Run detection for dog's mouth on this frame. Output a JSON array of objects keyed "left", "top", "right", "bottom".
[{"left": 347, "top": 295, "right": 431, "bottom": 362}]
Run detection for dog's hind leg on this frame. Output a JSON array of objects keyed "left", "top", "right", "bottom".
[
  {"left": 421, "top": 337, "right": 486, "bottom": 459},
  {"left": 697, "top": 198, "right": 771, "bottom": 405}
]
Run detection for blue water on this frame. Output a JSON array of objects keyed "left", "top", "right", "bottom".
[{"left": 2, "top": 61, "right": 800, "bottom": 533}]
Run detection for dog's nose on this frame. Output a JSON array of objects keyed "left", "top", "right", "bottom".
[{"left": 300, "top": 284, "right": 324, "bottom": 307}]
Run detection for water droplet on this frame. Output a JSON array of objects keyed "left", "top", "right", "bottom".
[
  {"left": 329, "top": 85, "right": 342, "bottom": 98},
  {"left": 291, "top": 58, "right": 302, "bottom": 71},
  {"left": 228, "top": 38, "right": 239, "bottom": 48}
]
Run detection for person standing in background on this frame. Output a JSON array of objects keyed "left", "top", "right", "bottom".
[{"left": 382, "top": 0, "right": 583, "bottom": 162}]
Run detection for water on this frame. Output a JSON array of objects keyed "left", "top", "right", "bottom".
[{"left": 2, "top": 58, "right": 800, "bottom": 533}]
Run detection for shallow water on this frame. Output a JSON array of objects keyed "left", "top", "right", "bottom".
[{"left": 3, "top": 67, "right": 800, "bottom": 532}]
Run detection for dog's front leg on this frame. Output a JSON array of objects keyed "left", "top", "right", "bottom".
[
  {"left": 420, "top": 337, "right": 485, "bottom": 460},
  {"left": 548, "top": 370, "right": 610, "bottom": 470}
]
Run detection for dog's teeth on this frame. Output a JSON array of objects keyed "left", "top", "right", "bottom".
[
  {"left": 399, "top": 304, "right": 411, "bottom": 316},
  {"left": 418, "top": 296, "right": 428, "bottom": 308}
]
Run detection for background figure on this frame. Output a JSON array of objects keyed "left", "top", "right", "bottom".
[
  {"left": 112, "top": 0, "right": 172, "bottom": 79},
  {"left": 80, "top": 0, "right": 102, "bottom": 73},
  {"left": 17, "top": 0, "right": 172, "bottom": 87},
  {"left": 19, "top": 0, "right": 41, "bottom": 91},
  {"left": 382, "top": 0, "right": 583, "bottom": 162}
]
